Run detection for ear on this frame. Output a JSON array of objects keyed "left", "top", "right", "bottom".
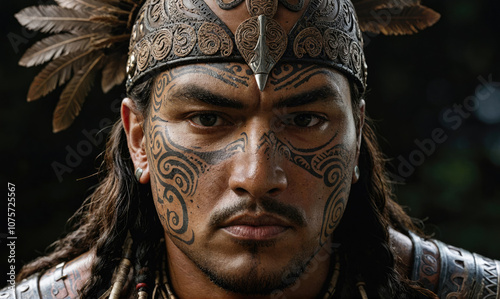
[
  {"left": 122, "top": 98, "right": 150, "bottom": 184},
  {"left": 352, "top": 99, "right": 365, "bottom": 184}
]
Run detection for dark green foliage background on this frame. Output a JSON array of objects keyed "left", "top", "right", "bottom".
[{"left": 1, "top": 0, "right": 499, "bottom": 285}]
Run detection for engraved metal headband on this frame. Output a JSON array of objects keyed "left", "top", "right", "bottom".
[
  {"left": 16, "top": 0, "right": 439, "bottom": 131},
  {"left": 126, "top": 0, "right": 367, "bottom": 92}
]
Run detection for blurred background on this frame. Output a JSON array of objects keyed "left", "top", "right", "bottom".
[{"left": 1, "top": 0, "right": 499, "bottom": 284}]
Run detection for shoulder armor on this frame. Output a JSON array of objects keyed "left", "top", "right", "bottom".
[
  {"left": 0, "top": 253, "right": 92, "bottom": 299},
  {"left": 409, "top": 231, "right": 500, "bottom": 298}
]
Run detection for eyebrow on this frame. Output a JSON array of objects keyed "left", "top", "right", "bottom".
[
  {"left": 167, "top": 85, "right": 343, "bottom": 109},
  {"left": 168, "top": 85, "right": 245, "bottom": 109},
  {"left": 273, "top": 86, "right": 343, "bottom": 109}
]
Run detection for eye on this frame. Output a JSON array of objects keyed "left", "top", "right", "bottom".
[
  {"left": 285, "top": 113, "right": 325, "bottom": 128},
  {"left": 190, "top": 113, "right": 227, "bottom": 127}
]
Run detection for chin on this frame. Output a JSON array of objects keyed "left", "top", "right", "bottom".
[{"left": 196, "top": 254, "right": 308, "bottom": 295}]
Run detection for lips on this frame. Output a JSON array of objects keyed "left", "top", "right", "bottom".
[{"left": 220, "top": 214, "right": 292, "bottom": 240}]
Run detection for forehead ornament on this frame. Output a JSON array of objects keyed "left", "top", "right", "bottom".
[{"left": 16, "top": 0, "right": 440, "bottom": 132}]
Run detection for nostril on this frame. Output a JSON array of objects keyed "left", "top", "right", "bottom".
[
  {"left": 268, "top": 188, "right": 281, "bottom": 196},
  {"left": 234, "top": 187, "right": 247, "bottom": 196}
]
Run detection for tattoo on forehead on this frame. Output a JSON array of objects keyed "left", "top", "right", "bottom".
[
  {"left": 270, "top": 64, "right": 330, "bottom": 91},
  {"left": 152, "top": 63, "right": 251, "bottom": 113}
]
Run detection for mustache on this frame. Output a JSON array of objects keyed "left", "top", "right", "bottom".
[{"left": 209, "top": 197, "right": 306, "bottom": 228}]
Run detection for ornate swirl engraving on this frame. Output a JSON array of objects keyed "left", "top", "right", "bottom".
[
  {"left": 340, "top": 1, "right": 354, "bottom": 33},
  {"left": 350, "top": 41, "right": 362, "bottom": 73},
  {"left": 246, "top": 0, "right": 278, "bottom": 17},
  {"left": 173, "top": 24, "right": 197, "bottom": 57},
  {"left": 314, "top": 0, "right": 340, "bottom": 20},
  {"left": 294, "top": 27, "right": 323, "bottom": 58},
  {"left": 422, "top": 254, "right": 438, "bottom": 276},
  {"left": 279, "top": 0, "right": 304, "bottom": 12},
  {"left": 323, "top": 29, "right": 339, "bottom": 61},
  {"left": 166, "top": 0, "right": 203, "bottom": 22},
  {"left": 148, "top": 0, "right": 166, "bottom": 28},
  {"left": 235, "top": 17, "right": 259, "bottom": 63},
  {"left": 137, "top": 39, "right": 151, "bottom": 72},
  {"left": 152, "top": 29, "right": 173, "bottom": 61},
  {"left": 216, "top": 0, "right": 245, "bottom": 10},
  {"left": 198, "top": 23, "right": 233, "bottom": 57},
  {"left": 266, "top": 18, "right": 287, "bottom": 59},
  {"left": 338, "top": 34, "right": 350, "bottom": 64}
]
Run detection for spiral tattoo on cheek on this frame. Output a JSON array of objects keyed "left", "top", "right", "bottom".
[
  {"left": 258, "top": 131, "right": 352, "bottom": 246},
  {"left": 147, "top": 115, "right": 248, "bottom": 245}
]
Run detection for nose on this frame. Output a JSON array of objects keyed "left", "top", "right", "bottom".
[{"left": 228, "top": 129, "right": 288, "bottom": 198}]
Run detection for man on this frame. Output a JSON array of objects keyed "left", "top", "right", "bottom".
[{"left": 3, "top": 0, "right": 499, "bottom": 298}]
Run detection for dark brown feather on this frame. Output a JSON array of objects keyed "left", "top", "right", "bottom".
[
  {"left": 101, "top": 53, "right": 127, "bottom": 93},
  {"left": 27, "top": 50, "right": 97, "bottom": 102},
  {"left": 90, "top": 15, "right": 126, "bottom": 26},
  {"left": 53, "top": 53, "right": 105, "bottom": 132},
  {"left": 353, "top": 0, "right": 420, "bottom": 12},
  {"left": 15, "top": 5, "right": 106, "bottom": 34},
  {"left": 19, "top": 33, "right": 96, "bottom": 67},
  {"left": 358, "top": 5, "right": 440, "bottom": 35}
]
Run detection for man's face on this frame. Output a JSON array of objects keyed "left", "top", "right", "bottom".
[{"left": 144, "top": 62, "right": 361, "bottom": 294}]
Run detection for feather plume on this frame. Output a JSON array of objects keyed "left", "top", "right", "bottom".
[
  {"left": 17, "top": 0, "right": 139, "bottom": 131},
  {"left": 358, "top": 5, "right": 440, "bottom": 35},
  {"left": 353, "top": 0, "right": 420, "bottom": 12},
  {"left": 15, "top": 5, "right": 107, "bottom": 34},
  {"left": 101, "top": 53, "right": 127, "bottom": 93},
  {"left": 53, "top": 53, "right": 105, "bottom": 132},
  {"left": 27, "top": 50, "right": 98, "bottom": 102},
  {"left": 19, "top": 33, "right": 97, "bottom": 67}
]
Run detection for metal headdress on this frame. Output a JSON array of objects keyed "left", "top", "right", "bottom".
[{"left": 16, "top": 0, "right": 439, "bottom": 132}]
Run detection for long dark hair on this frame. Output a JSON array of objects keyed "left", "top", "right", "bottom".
[{"left": 18, "top": 76, "right": 433, "bottom": 298}]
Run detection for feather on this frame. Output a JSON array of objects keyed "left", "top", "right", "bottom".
[
  {"left": 27, "top": 50, "right": 97, "bottom": 102},
  {"left": 358, "top": 5, "right": 440, "bottom": 35},
  {"left": 19, "top": 33, "right": 97, "bottom": 67},
  {"left": 55, "top": 0, "right": 108, "bottom": 10},
  {"left": 56, "top": 0, "right": 131, "bottom": 16},
  {"left": 353, "top": 0, "right": 420, "bottom": 12},
  {"left": 53, "top": 53, "right": 105, "bottom": 132},
  {"left": 90, "top": 15, "right": 126, "bottom": 26},
  {"left": 15, "top": 5, "right": 107, "bottom": 34},
  {"left": 92, "top": 34, "right": 130, "bottom": 49},
  {"left": 101, "top": 53, "right": 127, "bottom": 93}
]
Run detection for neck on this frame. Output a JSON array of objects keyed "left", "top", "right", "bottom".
[{"left": 164, "top": 235, "right": 336, "bottom": 299}]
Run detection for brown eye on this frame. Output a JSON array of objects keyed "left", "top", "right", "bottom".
[
  {"left": 291, "top": 113, "right": 322, "bottom": 127},
  {"left": 191, "top": 113, "right": 224, "bottom": 127}
]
